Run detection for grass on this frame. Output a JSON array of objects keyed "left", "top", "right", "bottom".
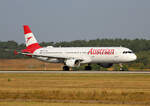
[
  {"left": 0, "top": 59, "right": 63, "bottom": 70},
  {"left": 1, "top": 59, "right": 150, "bottom": 71},
  {"left": 0, "top": 102, "right": 146, "bottom": 106},
  {"left": 0, "top": 73, "right": 150, "bottom": 105}
]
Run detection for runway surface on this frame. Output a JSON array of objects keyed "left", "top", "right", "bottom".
[{"left": 0, "top": 71, "right": 150, "bottom": 74}]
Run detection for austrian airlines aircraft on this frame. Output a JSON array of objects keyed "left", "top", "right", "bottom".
[{"left": 16, "top": 25, "right": 137, "bottom": 71}]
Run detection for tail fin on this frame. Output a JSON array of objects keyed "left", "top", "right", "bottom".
[{"left": 22, "top": 25, "right": 41, "bottom": 53}]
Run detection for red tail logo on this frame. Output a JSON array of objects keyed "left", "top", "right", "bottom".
[
  {"left": 22, "top": 25, "right": 42, "bottom": 53},
  {"left": 27, "top": 36, "right": 32, "bottom": 42}
]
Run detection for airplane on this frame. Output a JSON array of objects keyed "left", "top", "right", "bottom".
[{"left": 15, "top": 25, "right": 137, "bottom": 71}]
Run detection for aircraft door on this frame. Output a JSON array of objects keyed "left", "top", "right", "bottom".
[{"left": 114, "top": 50, "right": 120, "bottom": 63}]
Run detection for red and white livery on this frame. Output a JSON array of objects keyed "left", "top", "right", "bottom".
[{"left": 17, "top": 25, "right": 137, "bottom": 71}]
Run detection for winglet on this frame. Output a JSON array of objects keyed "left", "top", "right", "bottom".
[{"left": 14, "top": 50, "right": 19, "bottom": 55}]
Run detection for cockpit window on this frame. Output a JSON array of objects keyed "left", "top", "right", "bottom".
[{"left": 123, "top": 51, "right": 133, "bottom": 54}]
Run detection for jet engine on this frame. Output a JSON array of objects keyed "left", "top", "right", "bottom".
[
  {"left": 65, "top": 59, "right": 80, "bottom": 67},
  {"left": 99, "top": 63, "right": 113, "bottom": 68}
]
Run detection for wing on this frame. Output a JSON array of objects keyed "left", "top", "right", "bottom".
[{"left": 15, "top": 50, "right": 84, "bottom": 61}]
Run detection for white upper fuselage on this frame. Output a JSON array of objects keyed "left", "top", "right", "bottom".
[
  {"left": 33, "top": 46, "right": 137, "bottom": 64},
  {"left": 22, "top": 25, "right": 137, "bottom": 69}
]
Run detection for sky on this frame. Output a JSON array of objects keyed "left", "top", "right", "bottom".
[{"left": 0, "top": 0, "right": 150, "bottom": 43}]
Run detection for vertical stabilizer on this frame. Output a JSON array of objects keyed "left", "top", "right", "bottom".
[{"left": 23, "top": 25, "right": 41, "bottom": 53}]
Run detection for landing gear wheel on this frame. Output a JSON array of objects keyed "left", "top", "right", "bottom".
[
  {"left": 63, "top": 66, "right": 70, "bottom": 71},
  {"left": 85, "top": 66, "right": 92, "bottom": 70},
  {"left": 119, "top": 63, "right": 124, "bottom": 71}
]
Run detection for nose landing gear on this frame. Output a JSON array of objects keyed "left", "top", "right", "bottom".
[
  {"left": 119, "top": 63, "right": 123, "bottom": 71},
  {"left": 119, "top": 63, "right": 128, "bottom": 71}
]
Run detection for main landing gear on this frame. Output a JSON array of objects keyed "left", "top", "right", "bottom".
[
  {"left": 63, "top": 66, "right": 70, "bottom": 71},
  {"left": 63, "top": 64, "right": 92, "bottom": 71},
  {"left": 84, "top": 64, "right": 92, "bottom": 70}
]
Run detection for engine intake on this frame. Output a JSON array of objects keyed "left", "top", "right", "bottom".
[{"left": 65, "top": 59, "right": 80, "bottom": 67}]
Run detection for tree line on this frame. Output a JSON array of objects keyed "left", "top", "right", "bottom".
[{"left": 0, "top": 39, "right": 150, "bottom": 69}]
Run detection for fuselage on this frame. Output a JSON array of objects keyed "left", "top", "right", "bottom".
[
  {"left": 21, "top": 25, "right": 137, "bottom": 70},
  {"left": 33, "top": 46, "right": 137, "bottom": 64}
]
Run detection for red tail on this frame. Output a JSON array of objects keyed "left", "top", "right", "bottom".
[
  {"left": 22, "top": 25, "right": 41, "bottom": 53},
  {"left": 24, "top": 25, "right": 32, "bottom": 34}
]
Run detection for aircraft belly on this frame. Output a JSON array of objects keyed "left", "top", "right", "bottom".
[{"left": 91, "top": 55, "right": 115, "bottom": 63}]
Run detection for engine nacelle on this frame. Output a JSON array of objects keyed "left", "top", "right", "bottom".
[
  {"left": 65, "top": 59, "right": 80, "bottom": 67},
  {"left": 99, "top": 63, "right": 113, "bottom": 68}
]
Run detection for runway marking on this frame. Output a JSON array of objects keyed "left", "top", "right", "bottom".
[{"left": 0, "top": 71, "right": 150, "bottom": 74}]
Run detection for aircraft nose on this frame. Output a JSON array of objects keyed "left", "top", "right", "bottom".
[{"left": 131, "top": 54, "right": 137, "bottom": 61}]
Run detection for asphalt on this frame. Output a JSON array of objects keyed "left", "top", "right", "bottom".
[{"left": 0, "top": 71, "right": 150, "bottom": 74}]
